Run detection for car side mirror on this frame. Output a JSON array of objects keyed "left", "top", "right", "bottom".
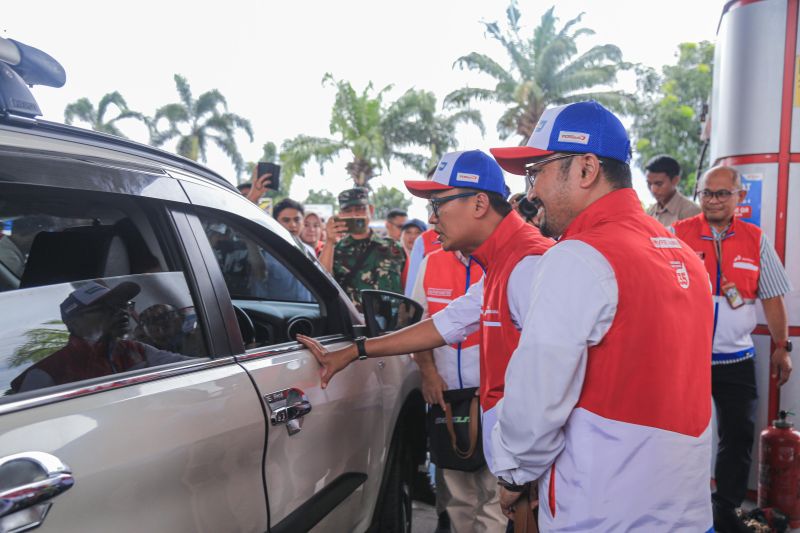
[{"left": 360, "top": 289, "right": 423, "bottom": 337}]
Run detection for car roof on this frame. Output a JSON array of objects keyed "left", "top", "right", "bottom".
[{"left": 0, "top": 118, "right": 238, "bottom": 193}]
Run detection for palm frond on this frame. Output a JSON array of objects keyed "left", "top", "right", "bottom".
[
  {"left": 452, "top": 52, "right": 515, "bottom": 86},
  {"left": 280, "top": 135, "right": 345, "bottom": 177},
  {"left": 97, "top": 91, "right": 129, "bottom": 123},
  {"left": 443, "top": 87, "right": 500, "bottom": 109},
  {"left": 173, "top": 74, "right": 194, "bottom": 110},
  {"left": 64, "top": 98, "right": 96, "bottom": 126},
  {"left": 195, "top": 89, "right": 227, "bottom": 117}
]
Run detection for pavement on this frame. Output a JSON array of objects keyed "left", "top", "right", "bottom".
[{"left": 412, "top": 501, "right": 439, "bottom": 532}]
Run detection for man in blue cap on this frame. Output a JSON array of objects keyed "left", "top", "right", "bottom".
[
  {"left": 296, "top": 149, "right": 553, "bottom": 526},
  {"left": 489, "top": 101, "right": 714, "bottom": 531}
]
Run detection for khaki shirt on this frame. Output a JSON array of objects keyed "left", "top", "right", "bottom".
[{"left": 646, "top": 192, "right": 701, "bottom": 227}]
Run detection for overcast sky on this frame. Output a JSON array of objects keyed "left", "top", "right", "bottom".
[{"left": 6, "top": 0, "right": 725, "bottom": 219}]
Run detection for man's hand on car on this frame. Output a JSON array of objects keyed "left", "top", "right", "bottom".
[{"left": 296, "top": 334, "right": 357, "bottom": 388}]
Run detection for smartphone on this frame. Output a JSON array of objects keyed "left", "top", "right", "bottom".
[
  {"left": 256, "top": 162, "right": 281, "bottom": 191},
  {"left": 336, "top": 217, "right": 368, "bottom": 234}
]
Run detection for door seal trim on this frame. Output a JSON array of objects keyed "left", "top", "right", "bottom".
[{"left": 270, "top": 472, "right": 367, "bottom": 533}]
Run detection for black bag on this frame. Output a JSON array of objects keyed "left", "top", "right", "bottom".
[{"left": 425, "top": 387, "right": 486, "bottom": 471}]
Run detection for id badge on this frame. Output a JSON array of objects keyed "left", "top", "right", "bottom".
[{"left": 722, "top": 281, "right": 745, "bottom": 309}]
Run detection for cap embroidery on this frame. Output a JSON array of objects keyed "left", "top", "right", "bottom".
[{"left": 557, "top": 131, "right": 590, "bottom": 144}]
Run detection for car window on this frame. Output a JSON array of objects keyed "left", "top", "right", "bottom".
[
  {"left": 198, "top": 214, "right": 316, "bottom": 304},
  {"left": 0, "top": 185, "right": 207, "bottom": 400}
]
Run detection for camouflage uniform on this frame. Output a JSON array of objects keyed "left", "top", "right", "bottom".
[
  {"left": 333, "top": 187, "right": 406, "bottom": 305},
  {"left": 333, "top": 232, "right": 405, "bottom": 306}
]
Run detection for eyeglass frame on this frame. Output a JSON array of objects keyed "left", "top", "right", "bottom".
[
  {"left": 697, "top": 189, "right": 742, "bottom": 201},
  {"left": 428, "top": 191, "right": 479, "bottom": 218},
  {"left": 524, "top": 153, "right": 580, "bottom": 188}
]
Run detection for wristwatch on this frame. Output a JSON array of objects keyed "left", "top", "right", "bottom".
[
  {"left": 783, "top": 339, "right": 793, "bottom": 352},
  {"left": 497, "top": 477, "right": 526, "bottom": 493},
  {"left": 354, "top": 336, "right": 368, "bottom": 360}
]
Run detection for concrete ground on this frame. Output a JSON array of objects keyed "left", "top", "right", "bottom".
[{"left": 412, "top": 501, "right": 438, "bottom": 532}]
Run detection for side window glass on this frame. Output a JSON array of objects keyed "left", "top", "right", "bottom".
[
  {"left": 0, "top": 187, "right": 207, "bottom": 401},
  {"left": 199, "top": 216, "right": 316, "bottom": 304}
]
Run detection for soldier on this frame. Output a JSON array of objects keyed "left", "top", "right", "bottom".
[{"left": 319, "top": 187, "right": 405, "bottom": 307}]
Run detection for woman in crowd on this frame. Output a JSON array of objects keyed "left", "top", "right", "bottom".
[{"left": 300, "top": 212, "right": 325, "bottom": 256}]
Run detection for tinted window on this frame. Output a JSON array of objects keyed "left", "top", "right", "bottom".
[
  {"left": 199, "top": 215, "right": 316, "bottom": 304},
  {"left": 0, "top": 185, "right": 207, "bottom": 399}
]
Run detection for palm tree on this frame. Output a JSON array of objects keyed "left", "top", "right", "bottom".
[
  {"left": 281, "top": 74, "right": 482, "bottom": 187},
  {"left": 151, "top": 74, "right": 254, "bottom": 176},
  {"left": 64, "top": 91, "right": 145, "bottom": 137},
  {"left": 445, "top": 2, "right": 633, "bottom": 144}
]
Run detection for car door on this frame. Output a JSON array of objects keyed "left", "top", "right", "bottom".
[
  {"left": 0, "top": 176, "right": 268, "bottom": 533},
  {"left": 180, "top": 197, "right": 386, "bottom": 533}
]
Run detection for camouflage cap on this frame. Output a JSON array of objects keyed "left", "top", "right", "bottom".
[{"left": 338, "top": 187, "right": 370, "bottom": 208}]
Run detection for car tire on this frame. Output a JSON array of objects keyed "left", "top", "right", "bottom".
[{"left": 378, "top": 438, "right": 413, "bottom": 533}]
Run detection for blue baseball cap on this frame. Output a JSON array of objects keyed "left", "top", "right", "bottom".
[
  {"left": 490, "top": 101, "right": 631, "bottom": 175},
  {"left": 404, "top": 149, "right": 507, "bottom": 198}
]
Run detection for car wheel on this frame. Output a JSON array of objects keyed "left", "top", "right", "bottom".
[{"left": 379, "top": 439, "right": 413, "bottom": 533}]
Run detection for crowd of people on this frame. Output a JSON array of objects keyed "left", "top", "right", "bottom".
[{"left": 238, "top": 101, "right": 792, "bottom": 533}]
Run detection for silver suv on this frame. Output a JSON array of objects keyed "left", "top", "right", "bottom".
[{"left": 0, "top": 38, "right": 427, "bottom": 533}]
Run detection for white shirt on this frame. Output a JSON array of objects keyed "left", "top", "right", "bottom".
[
  {"left": 430, "top": 255, "right": 542, "bottom": 344},
  {"left": 429, "top": 254, "right": 543, "bottom": 467},
  {"left": 490, "top": 240, "right": 618, "bottom": 484},
  {"left": 411, "top": 253, "right": 480, "bottom": 389}
]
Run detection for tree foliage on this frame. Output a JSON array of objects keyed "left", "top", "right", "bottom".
[
  {"left": 11, "top": 320, "right": 69, "bottom": 368},
  {"left": 151, "top": 74, "right": 254, "bottom": 177},
  {"left": 371, "top": 185, "right": 412, "bottom": 220},
  {"left": 281, "top": 74, "right": 483, "bottom": 187},
  {"left": 64, "top": 91, "right": 145, "bottom": 137},
  {"left": 446, "top": 2, "right": 633, "bottom": 144},
  {"left": 631, "top": 41, "right": 714, "bottom": 196},
  {"left": 304, "top": 189, "right": 338, "bottom": 207}
]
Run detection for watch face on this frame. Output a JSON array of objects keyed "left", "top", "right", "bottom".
[{"left": 787, "top": 340, "right": 793, "bottom": 352}]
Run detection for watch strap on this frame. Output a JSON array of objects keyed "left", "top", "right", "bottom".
[{"left": 355, "top": 336, "right": 368, "bottom": 360}]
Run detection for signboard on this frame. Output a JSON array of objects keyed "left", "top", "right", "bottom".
[
  {"left": 735, "top": 173, "right": 762, "bottom": 226},
  {"left": 304, "top": 203, "right": 335, "bottom": 220}
]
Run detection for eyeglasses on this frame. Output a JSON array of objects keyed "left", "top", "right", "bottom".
[
  {"left": 524, "top": 154, "right": 578, "bottom": 188},
  {"left": 428, "top": 191, "right": 478, "bottom": 218},
  {"left": 698, "top": 189, "right": 741, "bottom": 201}
]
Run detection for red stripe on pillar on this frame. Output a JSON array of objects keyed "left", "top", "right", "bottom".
[{"left": 770, "top": 0, "right": 798, "bottom": 420}]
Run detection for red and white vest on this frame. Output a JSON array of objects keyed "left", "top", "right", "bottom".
[
  {"left": 423, "top": 249, "right": 483, "bottom": 389},
  {"left": 538, "top": 189, "right": 714, "bottom": 532},
  {"left": 421, "top": 228, "right": 442, "bottom": 257},
  {"left": 470, "top": 211, "right": 553, "bottom": 411},
  {"left": 674, "top": 213, "right": 761, "bottom": 362}
]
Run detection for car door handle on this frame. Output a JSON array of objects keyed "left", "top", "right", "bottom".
[
  {"left": 270, "top": 399, "right": 312, "bottom": 425},
  {"left": 0, "top": 451, "right": 74, "bottom": 527},
  {"left": 265, "top": 388, "right": 312, "bottom": 435}
]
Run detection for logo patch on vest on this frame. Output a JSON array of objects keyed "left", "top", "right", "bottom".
[
  {"left": 732, "top": 255, "right": 758, "bottom": 272},
  {"left": 670, "top": 261, "right": 690, "bottom": 289},
  {"left": 456, "top": 172, "right": 480, "bottom": 183},
  {"left": 651, "top": 237, "right": 681, "bottom": 249},
  {"left": 427, "top": 287, "right": 452, "bottom": 297},
  {"left": 557, "top": 131, "right": 590, "bottom": 144}
]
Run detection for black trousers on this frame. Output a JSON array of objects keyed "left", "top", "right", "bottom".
[{"left": 711, "top": 358, "right": 758, "bottom": 509}]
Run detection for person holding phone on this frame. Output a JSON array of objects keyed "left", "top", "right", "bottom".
[
  {"left": 240, "top": 162, "right": 280, "bottom": 204},
  {"left": 319, "top": 187, "right": 404, "bottom": 308}
]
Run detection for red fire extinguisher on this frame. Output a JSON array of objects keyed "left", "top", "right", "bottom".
[{"left": 759, "top": 410, "right": 800, "bottom": 528}]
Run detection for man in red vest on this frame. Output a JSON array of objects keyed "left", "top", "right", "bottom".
[
  {"left": 673, "top": 165, "right": 792, "bottom": 533},
  {"left": 409, "top": 246, "right": 507, "bottom": 531},
  {"left": 295, "top": 149, "right": 553, "bottom": 475},
  {"left": 488, "top": 101, "right": 715, "bottom": 531}
]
